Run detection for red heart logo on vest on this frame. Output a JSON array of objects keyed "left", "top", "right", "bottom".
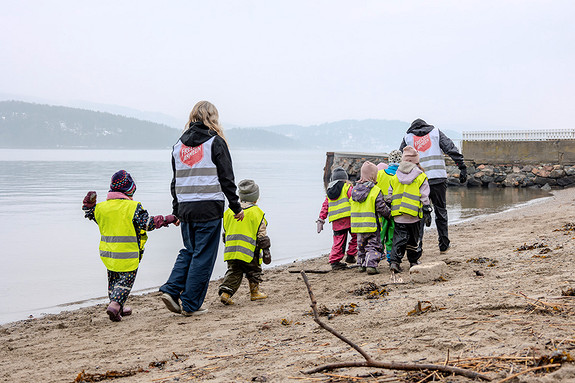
[
  {"left": 413, "top": 134, "right": 431, "bottom": 152},
  {"left": 180, "top": 144, "right": 204, "bottom": 167}
]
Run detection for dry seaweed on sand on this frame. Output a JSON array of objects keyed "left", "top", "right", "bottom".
[
  {"left": 466, "top": 257, "right": 498, "bottom": 267},
  {"left": 515, "top": 242, "right": 548, "bottom": 251},
  {"left": 74, "top": 368, "right": 144, "bottom": 382},
  {"left": 306, "top": 303, "right": 360, "bottom": 319},
  {"left": 561, "top": 287, "right": 575, "bottom": 296},
  {"left": 407, "top": 301, "right": 444, "bottom": 316},
  {"left": 553, "top": 222, "right": 575, "bottom": 233},
  {"left": 351, "top": 282, "right": 389, "bottom": 299}
]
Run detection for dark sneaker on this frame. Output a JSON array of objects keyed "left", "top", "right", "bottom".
[
  {"left": 181, "top": 308, "right": 208, "bottom": 316},
  {"left": 331, "top": 262, "right": 348, "bottom": 270},
  {"left": 357, "top": 266, "right": 366, "bottom": 273},
  {"left": 344, "top": 255, "right": 356, "bottom": 264},
  {"left": 410, "top": 261, "right": 421, "bottom": 268},
  {"left": 161, "top": 293, "right": 181, "bottom": 313},
  {"left": 389, "top": 262, "right": 402, "bottom": 274},
  {"left": 440, "top": 245, "right": 451, "bottom": 254},
  {"left": 366, "top": 267, "right": 379, "bottom": 275}
]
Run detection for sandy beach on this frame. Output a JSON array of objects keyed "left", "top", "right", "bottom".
[{"left": 2, "top": 188, "right": 575, "bottom": 383}]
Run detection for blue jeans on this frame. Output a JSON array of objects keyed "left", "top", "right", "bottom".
[{"left": 160, "top": 219, "right": 222, "bottom": 312}]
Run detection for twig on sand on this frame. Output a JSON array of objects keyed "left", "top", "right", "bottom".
[
  {"left": 495, "top": 363, "right": 561, "bottom": 383},
  {"left": 299, "top": 271, "right": 492, "bottom": 381}
]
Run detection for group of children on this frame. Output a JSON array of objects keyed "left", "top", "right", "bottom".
[
  {"left": 83, "top": 171, "right": 270, "bottom": 322},
  {"left": 317, "top": 146, "right": 432, "bottom": 275},
  {"left": 83, "top": 145, "right": 430, "bottom": 322}
]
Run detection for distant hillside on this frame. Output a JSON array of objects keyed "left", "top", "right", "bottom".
[
  {"left": 0, "top": 101, "right": 180, "bottom": 149},
  {"left": 233, "top": 120, "right": 462, "bottom": 152},
  {"left": 226, "top": 128, "right": 300, "bottom": 149}
]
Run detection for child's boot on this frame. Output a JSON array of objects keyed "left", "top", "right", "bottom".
[
  {"left": 220, "top": 292, "right": 235, "bottom": 305},
  {"left": 344, "top": 254, "right": 356, "bottom": 264},
  {"left": 121, "top": 306, "right": 132, "bottom": 316},
  {"left": 106, "top": 301, "right": 122, "bottom": 322},
  {"left": 249, "top": 282, "right": 268, "bottom": 301}
]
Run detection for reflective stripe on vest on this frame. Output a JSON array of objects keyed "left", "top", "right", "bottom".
[
  {"left": 94, "top": 199, "right": 141, "bottom": 272},
  {"left": 223, "top": 205, "right": 267, "bottom": 264},
  {"left": 173, "top": 136, "right": 224, "bottom": 203},
  {"left": 390, "top": 172, "right": 427, "bottom": 218},
  {"left": 404, "top": 127, "right": 447, "bottom": 179},
  {"left": 350, "top": 185, "right": 382, "bottom": 234},
  {"left": 327, "top": 183, "right": 351, "bottom": 222}
]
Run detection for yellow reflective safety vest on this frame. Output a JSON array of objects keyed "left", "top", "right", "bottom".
[
  {"left": 390, "top": 172, "right": 427, "bottom": 218},
  {"left": 327, "top": 183, "right": 351, "bottom": 222},
  {"left": 94, "top": 199, "right": 142, "bottom": 272},
  {"left": 223, "top": 205, "right": 267, "bottom": 264},
  {"left": 376, "top": 169, "right": 393, "bottom": 197},
  {"left": 350, "top": 185, "right": 382, "bottom": 234}
]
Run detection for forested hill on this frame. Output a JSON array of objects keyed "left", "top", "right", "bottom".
[
  {"left": 227, "top": 120, "right": 461, "bottom": 152},
  {"left": 0, "top": 101, "right": 180, "bottom": 149},
  {"left": 0, "top": 100, "right": 461, "bottom": 151}
]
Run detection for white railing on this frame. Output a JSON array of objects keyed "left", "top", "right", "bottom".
[{"left": 462, "top": 129, "right": 575, "bottom": 141}]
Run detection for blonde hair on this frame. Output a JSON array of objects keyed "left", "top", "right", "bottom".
[{"left": 185, "top": 101, "right": 228, "bottom": 146}]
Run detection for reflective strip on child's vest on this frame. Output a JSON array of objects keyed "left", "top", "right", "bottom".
[
  {"left": 94, "top": 199, "right": 141, "bottom": 272},
  {"left": 390, "top": 172, "right": 427, "bottom": 218},
  {"left": 223, "top": 205, "right": 267, "bottom": 264},
  {"left": 350, "top": 185, "right": 382, "bottom": 234},
  {"left": 327, "top": 183, "right": 351, "bottom": 222},
  {"left": 172, "top": 136, "right": 224, "bottom": 203},
  {"left": 404, "top": 127, "right": 447, "bottom": 179},
  {"left": 376, "top": 170, "right": 393, "bottom": 197}
]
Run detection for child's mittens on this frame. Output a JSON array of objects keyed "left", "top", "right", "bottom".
[
  {"left": 262, "top": 248, "right": 272, "bottom": 265},
  {"left": 153, "top": 215, "right": 179, "bottom": 228},
  {"left": 82, "top": 191, "right": 97, "bottom": 208},
  {"left": 316, "top": 219, "right": 325, "bottom": 233},
  {"left": 165, "top": 215, "right": 179, "bottom": 226}
]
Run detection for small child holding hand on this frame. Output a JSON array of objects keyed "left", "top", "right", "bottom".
[{"left": 83, "top": 170, "right": 178, "bottom": 322}]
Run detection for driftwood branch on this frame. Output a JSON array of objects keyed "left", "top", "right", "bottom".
[{"left": 299, "top": 271, "right": 492, "bottom": 381}]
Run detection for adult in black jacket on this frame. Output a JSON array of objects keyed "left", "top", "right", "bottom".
[
  {"left": 160, "top": 101, "right": 244, "bottom": 316},
  {"left": 399, "top": 119, "right": 467, "bottom": 253}
]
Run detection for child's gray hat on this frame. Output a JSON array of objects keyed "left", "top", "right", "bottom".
[
  {"left": 330, "top": 167, "right": 348, "bottom": 182},
  {"left": 238, "top": 179, "right": 259, "bottom": 202}
]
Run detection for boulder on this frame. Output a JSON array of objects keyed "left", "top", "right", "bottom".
[{"left": 409, "top": 261, "right": 448, "bottom": 283}]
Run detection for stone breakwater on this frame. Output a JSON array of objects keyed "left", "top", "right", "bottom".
[
  {"left": 446, "top": 161, "right": 575, "bottom": 189},
  {"left": 324, "top": 152, "right": 575, "bottom": 189}
]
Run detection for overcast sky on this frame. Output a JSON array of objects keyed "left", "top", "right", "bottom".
[{"left": 2, "top": 1, "right": 574, "bottom": 131}]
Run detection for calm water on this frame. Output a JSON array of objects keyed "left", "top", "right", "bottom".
[{"left": 0, "top": 149, "right": 550, "bottom": 324}]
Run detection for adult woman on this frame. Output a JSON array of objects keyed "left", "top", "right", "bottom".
[{"left": 160, "top": 101, "right": 244, "bottom": 316}]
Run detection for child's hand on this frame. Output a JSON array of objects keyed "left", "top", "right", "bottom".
[
  {"left": 83, "top": 191, "right": 97, "bottom": 208},
  {"left": 234, "top": 210, "right": 244, "bottom": 221},
  {"left": 316, "top": 219, "right": 325, "bottom": 233}
]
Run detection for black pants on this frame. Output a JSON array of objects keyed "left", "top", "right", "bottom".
[
  {"left": 390, "top": 221, "right": 422, "bottom": 265},
  {"left": 428, "top": 181, "right": 450, "bottom": 251}
]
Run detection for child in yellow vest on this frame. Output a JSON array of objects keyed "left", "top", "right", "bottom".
[
  {"left": 316, "top": 167, "right": 358, "bottom": 270},
  {"left": 388, "top": 147, "right": 432, "bottom": 274},
  {"left": 376, "top": 150, "right": 402, "bottom": 264},
  {"left": 82, "top": 170, "right": 179, "bottom": 322},
  {"left": 350, "top": 162, "right": 391, "bottom": 275},
  {"left": 218, "top": 179, "right": 271, "bottom": 305}
]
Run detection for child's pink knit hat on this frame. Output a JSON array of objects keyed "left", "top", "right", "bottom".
[
  {"left": 402, "top": 146, "right": 420, "bottom": 164},
  {"left": 359, "top": 161, "right": 378, "bottom": 183}
]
